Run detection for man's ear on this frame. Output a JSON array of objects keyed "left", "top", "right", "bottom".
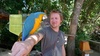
[{"left": 60, "top": 20, "right": 63, "bottom": 23}]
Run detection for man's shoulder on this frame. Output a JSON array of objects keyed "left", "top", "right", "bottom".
[
  {"left": 42, "top": 26, "right": 50, "bottom": 30},
  {"left": 38, "top": 26, "right": 50, "bottom": 32}
]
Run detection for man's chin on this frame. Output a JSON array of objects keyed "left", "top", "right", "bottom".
[{"left": 51, "top": 25, "right": 58, "bottom": 28}]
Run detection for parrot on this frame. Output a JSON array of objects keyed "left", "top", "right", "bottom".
[{"left": 22, "top": 12, "right": 46, "bottom": 41}]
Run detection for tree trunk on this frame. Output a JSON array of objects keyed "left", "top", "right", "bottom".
[{"left": 67, "top": 0, "right": 84, "bottom": 56}]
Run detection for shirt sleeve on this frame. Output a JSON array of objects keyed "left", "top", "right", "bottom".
[
  {"left": 37, "top": 27, "right": 46, "bottom": 37},
  {"left": 61, "top": 32, "right": 66, "bottom": 45}
]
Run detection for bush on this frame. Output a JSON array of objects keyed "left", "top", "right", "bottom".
[
  {"left": 75, "top": 28, "right": 90, "bottom": 56},
  {"left": 0, "top": 25, "right": 18, "bottom": 49},
  {"left": 91, "top": 25, "right": 100, "bottom": 42}
]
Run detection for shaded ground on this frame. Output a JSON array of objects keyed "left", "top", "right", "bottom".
[
  {"left": 0, "top": 48, "right": 100, "bottom": 56},
  {"left": 0, "top": 48, "right": 11, "bottom": 56},
  {"left": 90, "top": 50, "right": 100, "bottom": 56}
]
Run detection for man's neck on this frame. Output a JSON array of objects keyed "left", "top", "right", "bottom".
[{"left": 51, "top": 26, "right": 59, "bottom": 32}]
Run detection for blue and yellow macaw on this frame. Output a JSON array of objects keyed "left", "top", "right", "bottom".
[{"left": 22, "top": 12, "right": 45, "bottom": 41}]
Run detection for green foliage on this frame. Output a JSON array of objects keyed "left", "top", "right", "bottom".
[
  {"left": 90, "top": 25, "right": 100, "bottom": 41},
  {"left": 0, "top": 0, "right": 24, "bottom": 14},
  {"left": 79, "top": 0, "right": 100, "bottom": 34},
  {"left": 0, "top": 24, "right": 18, "bottom": 49},
  {"left": 75, "top": 28, "right": 90, "bottom": 56},
  {"left": 75, "top": 0, "right": 100, "bottom": 55}
]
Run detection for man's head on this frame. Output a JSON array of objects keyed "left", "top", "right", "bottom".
[{"left": 49, "top": 10, "right": 63, "bottom": 28}]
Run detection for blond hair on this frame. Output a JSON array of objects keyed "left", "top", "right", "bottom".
[{"left": 49, "top": 10, "right": 63, "bottom": 21}]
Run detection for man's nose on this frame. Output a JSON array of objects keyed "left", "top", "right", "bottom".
[{"left": 52, "top": 18, "right": 56, "bottom": 21}]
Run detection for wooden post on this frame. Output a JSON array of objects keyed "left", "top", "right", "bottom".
[{"left": 80, "top": 41, "right": 93, "bottom": 56}]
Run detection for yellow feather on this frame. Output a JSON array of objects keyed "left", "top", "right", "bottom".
[{"left": 30, "top": 14, "right": 44, "bottom": 34}]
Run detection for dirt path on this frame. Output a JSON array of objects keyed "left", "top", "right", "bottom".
[
  {"left": 0, "top": 48, "right": 11, "bottom": 56},
  {"left": 90, "top": 50, "right": 100, "bottom": 56},
  {"left": 0, "top": 48, "right": 100, "bottom": 56}
]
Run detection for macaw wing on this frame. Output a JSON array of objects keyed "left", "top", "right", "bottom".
[{"left": 22, "top": 12, "right": 45, "bottom": 41}]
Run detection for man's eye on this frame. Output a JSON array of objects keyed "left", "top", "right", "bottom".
[{"left": 55, "top": 18, "right": 58, "bottom": 19}]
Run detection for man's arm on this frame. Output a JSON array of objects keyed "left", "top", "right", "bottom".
[
  {"left": 26, "top": 33, "right": 43, "bottom": 46},
  {"left": 11, "top": 33, "right": 43, "bottom": 56},
  {"left": 62, "top": 45, "right": 66, "bottom": 56},
  {"left": 25, "top": 33, "right": 43, "bottom": 51}
]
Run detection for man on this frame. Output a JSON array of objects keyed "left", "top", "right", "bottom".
[{"left": 11, "top": 10, "right": 66, "bottom": 56}]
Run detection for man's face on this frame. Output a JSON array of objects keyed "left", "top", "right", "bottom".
[{"left": 50, "top": 13, "right": 62, "bottom": 28}]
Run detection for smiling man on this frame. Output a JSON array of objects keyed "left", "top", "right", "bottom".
[{"left": 11, "top": 10, "right": 66, "bottom": 56}]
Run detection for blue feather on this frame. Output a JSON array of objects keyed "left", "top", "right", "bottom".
[{"left": 22, "top": 12, "right": 45, "bottom": 41}]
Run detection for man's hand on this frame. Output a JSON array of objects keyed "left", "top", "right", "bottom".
[
  {"left": 11, "top": 34, "right": 43, "bottom": 56},
  {"left": 11, "top": 41, "right": 32, "bottom": 56}
]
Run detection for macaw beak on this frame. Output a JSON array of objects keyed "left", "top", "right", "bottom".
[
  {"left": 42, "top": 15, "right": 48, "bottom": 20},
  {"left": 41, "top": 15, "right": 50, "bottom": 28}
]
